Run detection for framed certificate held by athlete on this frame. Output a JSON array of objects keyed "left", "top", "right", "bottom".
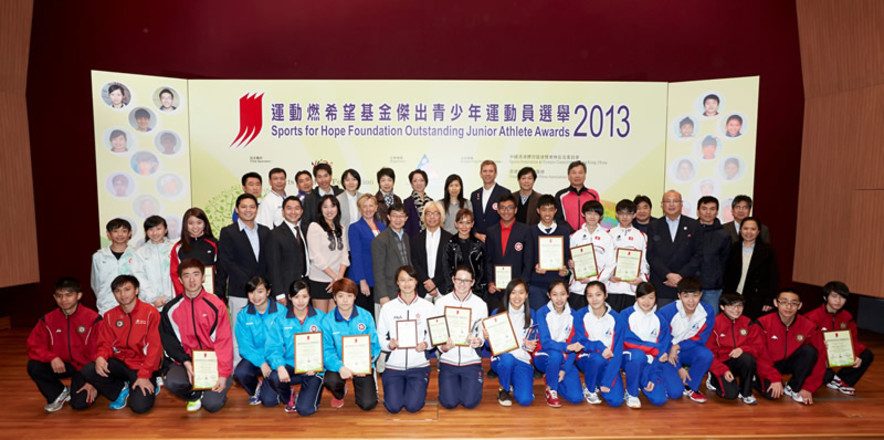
[
  {"left": 538, "top": 236, "right": 564, "bottom": 271},
  {"left": 342, "top": 335, "right": 372, "bottom": 375},
  {"left": 571, "top": 244, "right": 598, "bottom": 279},
  {"left": 202, "top": 265, "right": 215, "bottom": 294},
  {"left": 444, "top": 306, "right": 472, "bottom": 347},
  {"left": 823, "top": 330, "right": 855, "bottom": 368},
  {"left": 192, "top": 350, "right": 218, "bottom": 390},
  {"left": 482, "top": 312, "right": 519, "bottom": 356},
  {"left": 614, "top": 249, "right": 642, "bottom": 281},
  {"left": 395, "top": 319, "right": 418, "bottom": 349},
  {"left": 294, "top": 332, "right": 324, "bottom": 374},
  {"left": 426, "top": 315, "right": 450, "bottom": 346}
]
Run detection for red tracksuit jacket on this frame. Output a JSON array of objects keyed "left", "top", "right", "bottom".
[
  {"left": 705, "top": 313, "right": 768, "bottom": 377},
  {"left": 755, "top": 312, "right": 826, "bottom": 392},
  {"left": 27, "top": 305, "right": 101, "bottom": 370},
  {"left": 96, "top": 299, "right": 163, "bottom": 379},
  {"left": 159, "top": 289, "right": 233, "bottom": 377},
  {"left": 804, "top": 305, "right": 866, "bottom": 360}
]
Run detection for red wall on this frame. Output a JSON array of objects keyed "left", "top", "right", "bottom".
[{"left": 5, "top": 0, "right": 813, "bottom": 325}]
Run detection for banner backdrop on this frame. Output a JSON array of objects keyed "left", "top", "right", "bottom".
[
  {"left": 91, "top": 71, "right": 191, "bottom": 246},
  {"left": 664, "top": 76, "right": 760, "bottom": 219},
  {"left": 92, "top": 74, "right": 759, "bottom": 244}
]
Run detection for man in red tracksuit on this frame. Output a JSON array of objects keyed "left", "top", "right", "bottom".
[
  {"left": 27, "top": 277, "right": 102, "bottom": 412},
  {"left": 804, "top": 281, "right": 874, "bottom": 395},
  {"left": 81, "top": 275, "right": 163, "bottom": 413},
  {"left": 160, "top": 258, "right": 234, "bottom": 413},
  {"left": 704, "top": 293, "right": 765, "bottom": 405},
  {"left": 755, "top": 289, "right": 826, "bottom": 405}
]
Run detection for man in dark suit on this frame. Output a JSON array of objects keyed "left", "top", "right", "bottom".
[
  {"left": 470, "top": 159, "right": 510, "bottom": 242},
  {"left": 218, "top": 193, "right": 272, "bottom": 364},
  {"left": 371, "top": 203, "right": 412, "bottom": 306},
  {"left": 513, "top": 166, "right": 542, "bottom": 226},
  {"left": 301, "top": 162, "right": 343, "bottom": 226},
  {"left": 723, "top": 194, "right": 770, "bottom": 244},
  {"left": 484, "top": 194, "right": 533, "bottom": 313},
  {"left": 411, "top": 201, "right": 453, "bottom": 299},
  {"left": 646, "top": 190, "right": 703, "bottom": 307},
  {"left": 266, "top": 196, "right": 309, "bottom": 304}
]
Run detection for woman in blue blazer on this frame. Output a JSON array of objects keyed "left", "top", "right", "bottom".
[{"left": 347, "top": 193, "right": 386, "bottom": 317}]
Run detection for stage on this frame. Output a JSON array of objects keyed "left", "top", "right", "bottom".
[{"left": 4, "top": 328, "right": 883, "bottom": 439}]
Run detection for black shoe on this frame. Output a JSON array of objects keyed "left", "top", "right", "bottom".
[
  {"left": 533, "top": 369, "right": 543, "bottom": 379},
  {"left": 487, "top": 368, "right": 498, "bottom": 378},
  {"left": 497, "top": 388, "right": 513, "bottom": 407}
]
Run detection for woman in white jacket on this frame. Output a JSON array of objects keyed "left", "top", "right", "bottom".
[{"left": 132, "top": 216, "right": 174, "bottom": 309}]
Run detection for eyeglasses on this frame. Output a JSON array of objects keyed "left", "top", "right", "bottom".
[
  {"left": 390, "top": 213, "right": 407, "bottom": 220},
  {"left": 498, "top": 206, "right": 515, "bottom": 212},
  {"left": 777, "top": 299, "right": 801, "bottom": 307},
  {"left": 454, "top": 278, "right": 473, "bottom": 284},
  {"left": 425, "top": 211, "right": 441, "bottom": 217}
]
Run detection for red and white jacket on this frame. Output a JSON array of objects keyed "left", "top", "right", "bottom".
[
  {"left": 755, "top": 313, "right": 826, "bottom": 392},
  {"left": 160, "top": 289, "right": 234, "bottom": 377},
  {"left": 705, "top": 314, "right": 769, "bottom": 378},
  {"left": 96, "top": 299, "right": 163, "bottom": 379},
  {"left": 804, "top": 305, "right": 866, "bottom": 361},
  {"left": 27, "top": 305, "right": 101, "bottom": 370},
  {"left": 606, "top": 225, "right": 649, "bottom": 294}
]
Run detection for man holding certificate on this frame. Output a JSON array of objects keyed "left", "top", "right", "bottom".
[
  {"left": 527, "top": 195, "right": 572, "bottom": 311},
  {"left": 376, "top": 266, "right": 435, "bottom": 413},
  {"left": 433, "top": 265, "right": 488, "bottom": 409},
  {"left": 264, "top": 281, "right": 327, "bottom": 415},
  {"left": 805, "top": 281, "right": 874, "bottom": 396},
  {"left": 484, "top": 194, "right": 533, "bottom": 313},
  {"left": 606, "top": 199, "right": 650, "bottom": 312},
  {"left": 321, "top": 278, "right": 381, "bottom": 411},
  {"left": 160, "top": 259, "right": 234, "bottom": 413},
  {"left": 568, "top": 200, "right": 615, "bottom": 310}
]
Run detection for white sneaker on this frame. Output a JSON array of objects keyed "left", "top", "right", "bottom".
[
  {"left": 625, "top": 393, "right": 641, "bottom": 408},
  {"left": 585, "top": 388, "right": 601, "bottom": 405},
  {"left": 43, "top": 386, "right": 71, "bottom": 413},
  {"left": 739, "top": 393, "right": 757, "bottom": 405},
  {"left": 783, "top": 385, "right": 803, "bottom": 403},
  {"left": 705, "top": 374, "right": 717, "bottom": 392},
  {"left": 186, "top": 398, "right": 202, "bottom": 412}
]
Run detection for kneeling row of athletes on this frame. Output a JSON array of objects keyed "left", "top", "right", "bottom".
[{"left": 28, "top": 259, "right": 872, "bottom": 413}]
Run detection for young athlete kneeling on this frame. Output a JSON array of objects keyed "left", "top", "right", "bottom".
[
  {"left": 574, "top": 281, "right": 626, "bottom": 407},
  {"left": 234, "top": 276, "right": 285, "bottom": 406},
  {"left": 264, "top": 281, "right": 326, "bottom": 415},
  {"left": 377, "top": 266, "right": 435, "bottom": 413},
  {"left": 487, "top": 279, "right": 537, "bottom": 407},
  {"left": 658, "top": 277, "right": 715, "bottom": 403},
  {"left": 805, "top": 281, "right": 874, "bottom": 396},
  {"left": 534, "top": 280, "right": 584, "bottom": 407},
  {"left": 621, "top": 282, "right": 670, "bottom": 408},
  {"left": 704, "top": 293, "right": 762, "bottom": 405}
]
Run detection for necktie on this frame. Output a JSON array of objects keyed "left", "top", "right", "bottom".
[
  {"left": 545, "top": 228, "right": 552, "bottom": 234},
  {"left": 295, "top": 226, "right": 307, "bottom": 277}
]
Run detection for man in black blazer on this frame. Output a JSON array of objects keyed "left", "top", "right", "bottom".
[
  {"left": 646, "top": 190, "right": 703, "bottom": 307},
  {"left": 218, "top": 193, "right": 272, "bottom": 364},
  {"left": 301, "top": 163, "right": 344, "bottom": 226},
  {"left": 484, "top": 194, "right": 533, "bottom": 313},
  {"left": 470, "top": 160, "right": 511, "bottom": 242},
  {"left": 723, "top": 194, "right": 770, "bottom": 244},
  {"left": 410, "top": 201, "right": 453, "bottom": 299},
  {"left": 371, "top": 203, "right": 412, "bottom": 305},
  {"left": 266, "top": 196, "right": 309, "bottom": 303}
]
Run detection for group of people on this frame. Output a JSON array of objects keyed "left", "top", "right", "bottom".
[{"left": 27, "top": 159, "right": 873, "bottom": 415}]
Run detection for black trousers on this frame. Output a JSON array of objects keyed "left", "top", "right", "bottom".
[
  {"left": 81, "top": 358, "right": 156, "bottom": 413},
  {"left": 568, "top": 293, "right": 588, "bottom": 311},
  {"left": 165, "top": 363, "right": 231, "bottom": 413},
  {"left": 757, "top": 344, "right": 818, "bottom": 399},
  {"left": 824, "top": 348, "right": 874, "bottom": 387},
  {"left": 324, "top": 370, "right": 378, "bottom": 411},
  {"left": 27, "top": 360, "right": 91, "bottom": 409},
  {"left": 606, "top": 293, "right": 636, "bottom": 313},
  {"left": 708, "top": 352, "right": 756, "bottom": 399}
]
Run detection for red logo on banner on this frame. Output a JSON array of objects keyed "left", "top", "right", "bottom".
[{"left": 230, "top": 93, "right": 264, "bottom": 148}]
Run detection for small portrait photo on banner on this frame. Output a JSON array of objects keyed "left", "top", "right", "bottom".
[
  {"left": 155, "top": 130, "right": 181, "bottom": 155},
  {"left": 694, "top": 178, "right": 719, "bottom": 199},
  {"left": 697, "top": 92, "right": 725, "bottom": 118},
  {"left": 154, "top": 87, "right": 181, "bottom": 113},
  {"left": 720, "top": 156, "right": 744, "bottom": 181},
  {"left": 101, "top": 82, "right": 132, "bottom": 110},
  {"left": 105, "top": 127, "right": 135, "bottom": 155},
  {"left": 722, "top": 113, "right": 747, "bottom": 138},
  {"left": 156, "top": 173, "right": 185, "bottom": 199},
  {"left": 106, "top": 173, "right": 136, "bottom": 198},
  {"left": 133, "top": 195, "right": 162, "bottom": 219},
  {"left": 671, "top": 157, "right": 698, "bottom": 183},
  {"left": 129, "top": 107, "right": 157, "bottom": 133},
  {"left": 696, "top": 135, "right": 722, "bottom": 161},
  {"left": 131, "top": 151, "right": 160, "bottom": 177},
  {"left": 673, "top": 115, "right": 697, "bottom": 140}
]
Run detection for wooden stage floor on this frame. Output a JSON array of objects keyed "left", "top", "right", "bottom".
[{"left": 3, "top": 327, "right": 883, "bottom": 440}]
